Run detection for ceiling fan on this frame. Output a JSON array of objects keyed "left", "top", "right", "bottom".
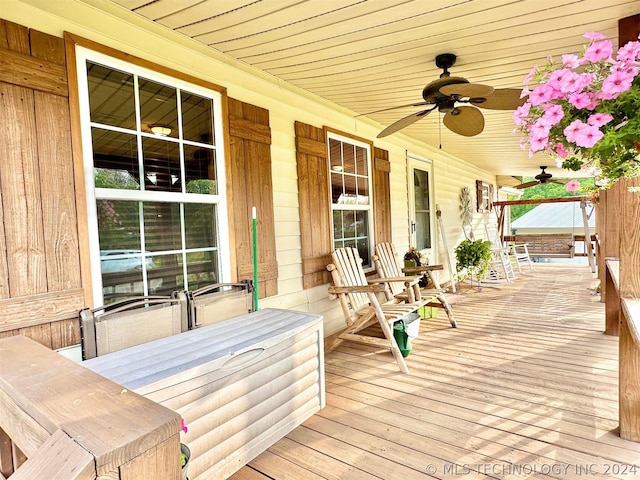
[
  {"left": 515, "top": 166, "right": 567, "bottom": 189},
  {"left": 375, "top": 53, "right": 525, "bottom": 138}
]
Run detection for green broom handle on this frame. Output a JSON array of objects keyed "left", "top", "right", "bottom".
[{"left": 252, "top": 206, "right": 259, "bottom": 311}]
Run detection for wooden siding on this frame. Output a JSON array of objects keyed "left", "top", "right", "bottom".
[
  {"left": 232, "top": 264, "right": 640, "bottom": 479},
  {"left": 0, "top": 20, "right": 82, "bottom": 348},
  {"left": 228, "top": 98, "right": 278, "bottom": 299}
]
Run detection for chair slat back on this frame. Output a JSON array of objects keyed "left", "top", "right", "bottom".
[
  {"left": 373, "top": 242, "right": 406, "bottom": 297},
  {"left": 329, "top": 248, "right": 371, "bottom": 315}
]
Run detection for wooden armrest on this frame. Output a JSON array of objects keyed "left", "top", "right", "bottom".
[
  {"left": 368, "top": 276, "right": 420, "bottom": 285},
  {"left": 402, "top": 264, "right": 444, "bottom": 274},
  {"left": 328, "top": 284, "right": 386, "bottom": 294}
]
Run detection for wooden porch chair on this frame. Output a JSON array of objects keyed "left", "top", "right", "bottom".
[
  {"left": 487, "top": 210, "right": 533, "bottom": 273},
  {"left": 327, "top": 247, "right": 428, "bottom": 373},
  {"left": 80, "top": 292, "right": 188, "bottom": 360},
  {"left": 372, "top": 242, "right": 457, "bottom": 328}
]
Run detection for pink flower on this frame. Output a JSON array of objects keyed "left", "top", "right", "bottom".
[
  {"left": 600, "top": 69, "right": 635, "bottom": 99},
  {"left": 568, "top": 92, "right": 594, "bottom": 109},
  {"left": 573, "top": 123, "right": 604, "bottom": 148},
  {"left": 583, "top": 40, "right": 613, "bottom": 63},
  {"left": 562, "top": 54, "right": 581, "bottom": 68},
  {"left": 528, "top": 84, "right": 554, "bottom": 106},
  {"left": 565, "top": 180, "right": 580, "bottom": 192},
  {"left": 523, "top": 65, "right": 538, "bottom": 85},
  {"left": 563, "top": 120, "right": 587, "bottom": 143},
  {"left": 617, "top": 40, "right": 640, "bottom": 62},
  {"left": 181, "top": 418, "right": 188, "bottom": 434},
  {"left": 555, "top": 142, "right": 569, "bottom": 159},
  {"left": 512, "top": 103, "right": 531, "bottom": 126},
  {"left": 583, "top": 32, "right": 606, "bottom": 40},
  {"left": 539, "top": 104, "right": 564, "bottom": 126},
  {"left": 587, "top": 112, "right": 613, "bottom": 127},
  {"left": 528, "top": 125, "right": 550, "bottom": 153}
]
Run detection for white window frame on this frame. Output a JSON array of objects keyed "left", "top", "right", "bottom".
[
  {"left": 327, "top": 132, "right": 374, "bottom": 267},
  {"left": 74, "top": 47, "right": 230, "bottom": 306}
]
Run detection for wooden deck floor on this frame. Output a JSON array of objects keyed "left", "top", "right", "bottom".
[{"left": 231, "top": 264, "right": 640, "bottom": 479}]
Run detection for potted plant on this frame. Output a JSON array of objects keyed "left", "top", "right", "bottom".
[
  {"left": 513, "top": 31, "right": 640, "bottom": 193},
  {"left": 403, "top": 247, "right": 430, "bottom": 288},
  {"left": 454, "top": 239, "right": 493, "bottom": 290}
]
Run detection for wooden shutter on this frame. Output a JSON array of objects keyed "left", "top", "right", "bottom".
[
  {"left": 0, "top": 20, "right": 83, "bottom": 348},
  {"left": 227, "top": 98, "right": 278, "bottom": 298},
  {"left": 373, "top": 147, "right": 392, "bottom": 244},
  {"left": 295, "top": 121, "right": 332, "bottom": 289}
]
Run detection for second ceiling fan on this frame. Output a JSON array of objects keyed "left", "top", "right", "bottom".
[
  {"left": 515, "top": 166, "right": 567, "bottom": 189},
  {"left": 376, "top": 53, "right": 525, "bottom": 138}
]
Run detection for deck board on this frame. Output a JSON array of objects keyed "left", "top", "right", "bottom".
[{"left": 231, "top": 264, "right": 640, "bottom": 479}]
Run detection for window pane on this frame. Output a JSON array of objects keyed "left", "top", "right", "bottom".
[
  {"left": 92, "top": 128, "right": 140, "bottom": 190},
  {"left": 329, "top": 139, "right": 342, "bottom": 172},
  {"left": 343, "top": 143, "right": 355, "bottom": 174},
  {"left": 186, "top": 251, "right": 218, "bottom": 290},
  {"left": 356, "top": 146, "right": 368, "bottom": 176},
  {"left": 185, "top": 204, "right": 217, "bottom": 249},
  {"left": 143, "top": 202, "right": 182, "bottom": 252},
  {"left": 139, "top": 77, "right": 178, "bottom": 139},
  {"left": 97, "top": 200, "right": 140, "bottom": 250},
  {"left": 142, "top": 137, "right": 181, "bottom": 192},
  {"left": 102, "top": 268, "right": 144, "bottom": 304},
  {"left": 184, "top": 144, "right": 217, "bottom": 194},
  {"left": 413, "top": 169, "right": 431, "bottom": 249},
  {"left": 87, "top": 62, "right": 136, "bottom": 129},
  {"left": 356, "top": 175, "right": 369, "bottom": 202},
  {"left": 182, "top": 91, "right": 214, "bottom": 144},
  {"left": 331, "top": 172, "right": 344, "bottom": 203},
  {"left": 147, "top": 253, "right": 184, "bottom": 294}
]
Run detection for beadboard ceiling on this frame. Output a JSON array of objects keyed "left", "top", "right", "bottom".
[{"left": 106, "top": 0, "right": 638, "bottom": 179}]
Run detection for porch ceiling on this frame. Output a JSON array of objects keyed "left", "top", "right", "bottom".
[{"left": 106, "top": 0, "right": 638, "bottom": 178}]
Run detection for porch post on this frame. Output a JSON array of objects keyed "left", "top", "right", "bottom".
[{"left": 618, "top": 177, "right": 640, "bottom": 442}]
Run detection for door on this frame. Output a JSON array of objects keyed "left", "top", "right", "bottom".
[{"left": 408, "top": 154, "right": 436, "bottom": 263}]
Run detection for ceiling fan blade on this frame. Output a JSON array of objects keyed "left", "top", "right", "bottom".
[
  {"left": 439, "top": 83, "right": 494, "bottom": 98},
  {"left": 514, "top": 180, "right": 540, "bottom": 189},
  {"left": 377, "top": 107, "right": 436, "bottom": 138},
  {"left": 470, "top": 88, "right": 526, "bottom": 110},
  {"left": 443, "top": 106, "right": 484, "bottom": 137},
  {"left": 357, "top": 101, "right": 430, "bottom": 117},
  {"left": 550, "top": 179, "right": 568, "bottom": 185}
]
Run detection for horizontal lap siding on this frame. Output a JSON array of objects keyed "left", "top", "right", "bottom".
[{"left": 0, "top": 20, "right": 82, "bottom": 348}]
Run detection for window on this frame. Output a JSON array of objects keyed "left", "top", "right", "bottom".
[
  {"left": 75, "top": 48, "right": 229, "bottom": 305},
  {"left": 328, "top": 133, "right": 373, "bottom": 266}
]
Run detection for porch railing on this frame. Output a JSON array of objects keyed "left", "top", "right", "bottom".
[
  {"left": 606, "top": 259, "right": 640, "bottom": 442},
  {"left": 0, "top": 335, "right": 181, "bottom": 479}
]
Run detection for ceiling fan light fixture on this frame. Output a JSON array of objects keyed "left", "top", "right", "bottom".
[{"left": 151, "top": 125, "right": 172, "bottom": 136}]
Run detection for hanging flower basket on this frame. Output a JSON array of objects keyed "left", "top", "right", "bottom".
[{"left": 513, "top": 32, "right": 640, "bottom": 192}]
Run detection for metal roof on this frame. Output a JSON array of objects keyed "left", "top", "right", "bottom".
[{"left": 511, "top": 201, "right": 596, "bottom": 230}]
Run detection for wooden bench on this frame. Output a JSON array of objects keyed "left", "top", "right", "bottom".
[{"left": 514, "top": 233, "right": 575, "bottom": 258}]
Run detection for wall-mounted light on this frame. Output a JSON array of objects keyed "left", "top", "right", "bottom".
[{"left": 151, "top": 125, "right": 171, "bottom": 137}]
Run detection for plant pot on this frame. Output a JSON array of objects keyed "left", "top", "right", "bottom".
[{"left": 180, "top": 443, "right": 191, "bottom": 480}]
